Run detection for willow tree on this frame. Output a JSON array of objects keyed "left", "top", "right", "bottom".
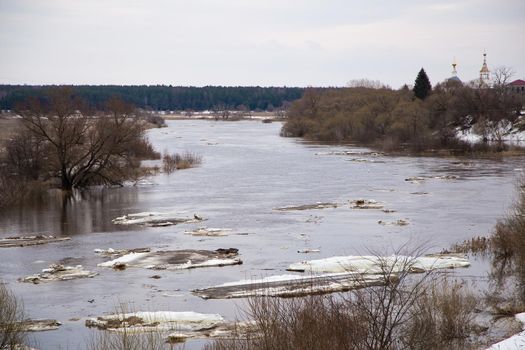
[{"left": 14, "top": 88, "right": 157, "bottom": 190}]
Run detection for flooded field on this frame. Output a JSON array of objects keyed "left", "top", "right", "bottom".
[{"left": 0, "top": 120, "right": 524, "bottom": 349}]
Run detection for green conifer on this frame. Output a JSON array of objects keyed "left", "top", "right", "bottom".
[{"left": 413, "top": 68, "right": 432, "bottom": 100}]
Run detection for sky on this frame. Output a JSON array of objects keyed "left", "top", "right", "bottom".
[{"left": 0, "top": 0, "right": 524, "bottom": 88}]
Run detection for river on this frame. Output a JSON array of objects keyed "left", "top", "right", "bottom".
[{"left": 0, "top": 120, "right": 523, "bottom": 349}]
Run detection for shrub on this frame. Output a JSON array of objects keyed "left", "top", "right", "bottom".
[
  {"left": 162, "top": 152, "right": 202, "bottom": 174},
  {"left": 88, "top": 330, "right": 167, "bottom": 350},
  {"left": 0, "top": 282, "right": 26, "bottom": 349},
  {"left": 403, "top": 279, "right": 477, "bottom": 350},
  {"left": 489, "top": 177, "right": 525, "bottom": 307},
  {"left": 207, "top": 295, "right": 366, "bottom": 350}
]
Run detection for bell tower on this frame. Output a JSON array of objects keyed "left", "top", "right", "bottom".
[
  {"left": 452, "top": 57, "right": 458, "bottom": 77},
  {"left": 479, "top": 52, "right": 490, "bottom": 86}
]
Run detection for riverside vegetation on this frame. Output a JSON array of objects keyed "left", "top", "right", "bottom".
[
  {"left": 281, "top": 74, "right": 525, "bottom": 153},
  {"left": 0, "top": 88, "right": 201, "bottom": 209}
]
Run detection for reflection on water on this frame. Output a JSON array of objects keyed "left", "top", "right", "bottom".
[
  {"left": 1, "top": 187, "right": 141, "bottom": 236},
  {"left": 0, "top": 120, "right": 524, "bottom": 349}
]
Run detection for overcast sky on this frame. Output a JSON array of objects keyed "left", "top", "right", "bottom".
[{"left": 0, "top": 0, "right": 524, "bottom": 87}]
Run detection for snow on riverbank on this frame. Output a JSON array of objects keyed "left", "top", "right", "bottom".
[
  {"left": 456, "top": 117, "right": 525, "bottom": 145},
  {"left": 485, "top": 313, "right": 525, "bottom": 349}
]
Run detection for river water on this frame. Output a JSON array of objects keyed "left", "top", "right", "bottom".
[{"left": 0, "top": 120, "right": 524, "bottom": 349}]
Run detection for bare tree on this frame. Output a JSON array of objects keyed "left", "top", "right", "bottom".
[
  {"left": 492, "top": 66, "right": 515, "bottom": 89},
  {"left": 347, "top": 79, "right": 391, "bottom": 89},
  {"left": 14, "top": 88, "right": 158, "bottom": 190}
]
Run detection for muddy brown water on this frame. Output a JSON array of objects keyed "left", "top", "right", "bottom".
[{"left": 0, "top": 120, "right": 524, "bottom": 349}]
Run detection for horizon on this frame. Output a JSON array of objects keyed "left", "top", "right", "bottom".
[{"left": 1, "top": 1, "right": 524, "bottom": 87}]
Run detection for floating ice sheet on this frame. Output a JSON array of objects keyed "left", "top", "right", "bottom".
[
  {"left": 274, "top": 202, "right": 338, "bottom": 211},
  {"left": 0, "top": 235, "right": 71, "bottom": 248},
  {"left": 97, "top": 248, "right": 241, "bottom": 270},
  {"left": 185, "top": 227, "right": 233, "bottom": 237},
  {"left": 18, "top": 319, "right": 61, "bottom": 331},
  {"left": 192, "top": 272, "right": 385, "bottom": 299},
  {"left": 349, "top": 199, "right": 384, "bottom": 209},
  {"left": 111, "top": 211, "right": 204, "bottom": 227},
  {"left": 86, "top": 311, "right": 253, "bottom": 343},
  {"left": 19, "top": 264, "right": 98, "bottom": 283},
  {"left": 94, "top": 247, "right": 151, "bottom": 258},
  {"left": 85, "top": 311, "right": 224, "bottom": 332},
  {"left": 287, "top": 254, "right": 470, "bottom": 274}
]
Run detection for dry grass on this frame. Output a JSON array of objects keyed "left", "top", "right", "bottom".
[
  {"left": 488, "top": 176, "right": 525, "bottom": 308},
  {"left": 87, "top": 330, "right": 169, "bottom": 350},
  {"left": 0, "top": 282, "right": 26, "bottom": 349},
  {"left": 162, "top": 152, "right": 202, "bottom": 174},
  {"left": 449, "top": 236, "right": 491, "bottom": 255},
  {"left": 207, "top": 295, "right": 365, "bottom": 350},
  {"left": 206, "top": 254, "right": 479, "bottom": 350},
  {"left": 403, "top": 279, "right": 477, "bottom": 350}
]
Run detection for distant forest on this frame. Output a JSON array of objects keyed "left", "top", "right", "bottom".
[{"left": 0, "top": 85, "right": 306, "bottom": 111}]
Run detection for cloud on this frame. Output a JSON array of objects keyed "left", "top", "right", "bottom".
[{"left": 0, "top": 0, "right": 524, "bottom": 86}]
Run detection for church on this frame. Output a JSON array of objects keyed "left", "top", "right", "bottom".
[{"left": 447, "top": 52, "right": 523, "bottom": 91}]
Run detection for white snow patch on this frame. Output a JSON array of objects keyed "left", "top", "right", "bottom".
[
  {"left": 86, "top": 311, "right": 224, "bottom": 332},
  {"left": 97, "top": 252, "right": 150, "bottom": 267},
  {"left": 112, "top": 211, "right": 202, "bottom": 226},
  {"left": 287, "top": 254, "right": 470, "bottom": 273},
  {"left": 485, "top": 312, "right": 525, "bottom": 349},
  {"left": 193, "top": 272, "right": 385, "bottom": 299},
  {"left": 97, "top": 249, "right": 241, "bottom": 270}
]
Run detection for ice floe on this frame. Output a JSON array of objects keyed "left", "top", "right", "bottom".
[
  {"left": 274, "top": 202, "right": 338, "bottom": 211},
  {"left": 192, "top": 272, "right": 385, "bottom": 299},
  {"left": 18, "top": 319, "right": 61, "bottom": 331},
  {"left": 97, "top": 248, "right": 241, "bottom": 270},
  {"left": 111, "top": 212, "right": 204, "bottom": 227},
  {"left": 85, "top": 311, "right": 224, "bottom": 332},
  {"left": 350, "top": 199, "right": 384, "bottom": 209},
  {"left": 315, "top": 151, "right": 384, "bottom": 157},
  {"left": 185, "top": 227, "right": 233, "bottom": 237},
  {"left": 85, "top": 311, "right": 253, "bottom": 343},
  {"left": 377, "top": 219, "right": 409, "bottom": 226},
  {"left": 94, "top": 247, "right": 151, "bottom": 257},
  {"left": 0, "top": 235, "right": 71, "bottom": 248},
  {"left": 405, "top": 175, "right": 459, "bottom": 183},
  {"left": 346, "top": 158, "right": 386, "bottom": 163},
  {"left": 297, "top": 249, "right": 321, "bottom": 254},
  {"left": 19, "top": 264, "right": 98, "bottom": 283},
  {"left": 166, "top": 321, "right": 255, "bottom": 343},
  {"left": 287, "top": 254, "right": 470, "bottom": 274}
]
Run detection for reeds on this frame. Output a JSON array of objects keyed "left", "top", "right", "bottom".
[{"left": 162, "top": 152, "right": 202, "bottom": 174}]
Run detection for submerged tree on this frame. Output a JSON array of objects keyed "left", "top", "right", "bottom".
[
  {"left": 413, "top": 68, "right": 432, "bottom": 100},
  {"left": 13, "top": 88, "right": 158, "bottom": 190}
]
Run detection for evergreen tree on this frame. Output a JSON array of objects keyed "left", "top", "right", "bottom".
[{"left": 413, "top": 68, "right": 432, "bottom": 100}]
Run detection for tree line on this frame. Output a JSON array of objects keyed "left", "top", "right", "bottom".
[
  {"left": 282, "top": 70, "right": 525, "bottom": 153},
  {"left": 0, "top": 85, "right": 305, "bottom": 111}
]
